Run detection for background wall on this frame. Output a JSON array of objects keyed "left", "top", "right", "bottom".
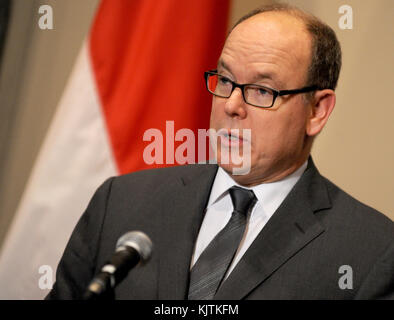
[
  {"left": 0, "top": 0, "right": 100, "bottom": 245},
  {"left": 0, "top": 0, "right": 392, "bottom": 248},
  {"left": 288, "top": 0, "right": 394, "bottom": 220}
]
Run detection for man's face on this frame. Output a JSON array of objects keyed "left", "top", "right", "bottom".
[{"left": 210, "top": 12, "right": 314, "bottom": 186}]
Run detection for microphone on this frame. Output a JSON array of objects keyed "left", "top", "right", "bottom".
[{"left": 83, "top": 231, "right": 153, "bottom": 300}]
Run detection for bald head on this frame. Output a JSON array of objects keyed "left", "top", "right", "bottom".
[
  {"left": 220, "top": 11, "right": 314, "bottom": 95},
  {"left": 224, "top": 11, "right": 313, "bottom": 89},
  {"left": 229, "top": 4, "right": 342, "bottom": 91}
]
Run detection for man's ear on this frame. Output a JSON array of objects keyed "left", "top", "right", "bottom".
[{"left": 306, "top": 89, "right": 336, "bottom": 137}]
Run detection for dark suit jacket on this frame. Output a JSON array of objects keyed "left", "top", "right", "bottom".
[{"left": 47, "top": 158, "right": 394, "bottom": 299}]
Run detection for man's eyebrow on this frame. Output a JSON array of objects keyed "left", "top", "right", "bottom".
[
  {"left": 254, "top": 73, "right": 283, "bottom": 87},
  {"left": 254, "top": 72, "right": 275, "bottom": 81},
  {"left": 217, "top": 59, "right": 231, "bottom": 73},
  {"left": 217, "top": 59, "right": 284, "bottom": 88}
]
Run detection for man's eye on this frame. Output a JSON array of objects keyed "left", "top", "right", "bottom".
[
  {"left": 218, "top": 76, "right": 231, "bottom": 84},
  {"left": 258, "top": 88, "right": 269, "bottom": 95}
]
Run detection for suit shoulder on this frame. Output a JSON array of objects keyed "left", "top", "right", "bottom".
[
  {"left": 111, "top": 164, "right": 217, "bottom": 188},
  {"left": 321, "top": 176, "right": 394, "bottom": 241}
]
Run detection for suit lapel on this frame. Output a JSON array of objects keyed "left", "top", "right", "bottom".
[
  {"left": 214, "top": 158, "right": 331, "bottom": 299},
  {"left": 158, "top": 164, "right": 218, "bottom": 299}
]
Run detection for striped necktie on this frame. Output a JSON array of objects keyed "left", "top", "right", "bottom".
[{"left": 188, "top": 186, "right": 257, "bottom": 300}]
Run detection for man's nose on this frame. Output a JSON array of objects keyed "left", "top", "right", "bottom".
[{"left": 223, "top": 88, "right": 247, "bottom": 119}]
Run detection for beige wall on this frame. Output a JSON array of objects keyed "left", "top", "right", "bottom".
[
  {"left": 288, "top": 0, "right": 394, "bottom": 217},
  {"left": 0, "top": 0, "right": 392, "bottom": 246}
]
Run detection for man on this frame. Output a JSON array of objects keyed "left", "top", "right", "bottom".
[{"left": 47, "top": 4, "right": 394, "bottom": 299}]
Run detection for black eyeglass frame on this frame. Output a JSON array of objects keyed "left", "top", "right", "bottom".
[{"left": 204, "top": 70, "right": 320, "bottom": 108}]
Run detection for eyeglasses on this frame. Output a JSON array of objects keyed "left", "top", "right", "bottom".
[{"left": 204, "top": 70, "right": 319, "bottom": 108}]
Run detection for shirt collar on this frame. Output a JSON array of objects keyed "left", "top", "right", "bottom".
[{"left": 207, "top": 160, "right": 308, "bottom": 211}]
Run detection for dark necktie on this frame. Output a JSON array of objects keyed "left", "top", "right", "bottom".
[{"left": 188, "top": 186, "right": 257, "bottom": 300}]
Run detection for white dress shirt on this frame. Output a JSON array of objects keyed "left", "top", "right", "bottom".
[{"left": 190, "top": 160, "right": 308, "bottom": 277}]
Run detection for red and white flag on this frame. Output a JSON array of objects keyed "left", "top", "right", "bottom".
[{"left": 0, "top": 0, "right": 229, "bottom": 299}]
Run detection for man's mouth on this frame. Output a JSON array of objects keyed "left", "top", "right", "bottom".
[{"left": 217, "top": 129, "right": 247, "bottom": 147}]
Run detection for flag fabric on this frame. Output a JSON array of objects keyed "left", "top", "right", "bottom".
[{"left": 0, "top": 0, "right": 229, "bottom": 299}]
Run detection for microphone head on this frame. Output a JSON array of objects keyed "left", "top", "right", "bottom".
[{"left": 116, "top": 231, "right": 153, "bottom": 262}]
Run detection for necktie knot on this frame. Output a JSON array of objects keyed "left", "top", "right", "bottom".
[{"left": 229, "top": 186, "right": 256, "bottom": 216}]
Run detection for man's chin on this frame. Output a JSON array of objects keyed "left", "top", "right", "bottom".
[
  {"left": 218, "top": 162, "right": 253, "bottom": 182},
  {"left": 214, "top": 145, "right": 252, "bottom": 176}
]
